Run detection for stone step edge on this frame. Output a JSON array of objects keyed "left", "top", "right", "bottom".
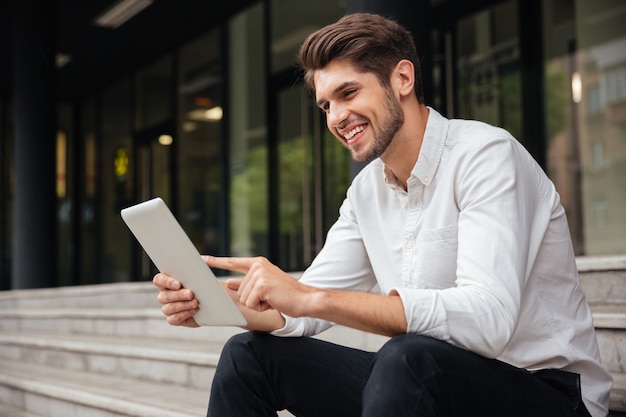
[
  {"left": 0, "top": 332, "right": 221, "bottom": 366},
  {"left": 611, "top": 372, "right": 626, "bottom": 411},
  {"left": 0, "top": 307, "right": 162, "bottom": 319},
  {"left": 0, "top": 402, "right": 44, "bottom": 417},
  {"left": 0, "top": 373, "right": 201, "bottom": 417},
  {"left": 0, "top": 281, "right": 154, "bottom": 301},
  {"left": 2, "top": 303, "right": 625, "bottom": 321},
  {"left": 0, "top": 359, "right": 207, "bottom": 417},
  {"left": 594, "top": 312, "right": 626, "bottom": 329},
  {"left": 577, "top": 255, "right": 626, "bottom": 272},
  {"left": 590, "top": 304, "right": 626, "bottom": 329}
]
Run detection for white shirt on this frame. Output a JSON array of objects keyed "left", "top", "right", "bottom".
[{"left": 272, "top": 107, "right": 612, "bottom": 416}]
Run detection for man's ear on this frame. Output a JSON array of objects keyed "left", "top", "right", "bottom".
[{"left": 393, "top": 59, "right": 415, "bottom": 97}]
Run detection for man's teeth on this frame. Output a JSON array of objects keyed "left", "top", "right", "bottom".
[{"left": 344, "top": 125, "right": 364, "bottom": 140}]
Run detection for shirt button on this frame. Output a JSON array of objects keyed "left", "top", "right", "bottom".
[
  {"left": 401, "top": 201, "right": 408, "bottom": 209},
  {"left": 405, "top": 241, "right": 413, "bottom": 249}
]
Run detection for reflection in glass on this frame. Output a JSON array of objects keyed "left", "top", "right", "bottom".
[
  {"left": 455, "top": 0, "right": 522, "bottom": 142},
  {"left": 229, "top": 4, "right": 268, "bottom": 258},
  {"left": 543, "top": 0, "right": 626, "bottom": 255},
  {"left": 270, "top": 0, "right": 343, "bottom": 74},
  {"left": 135, "top": 56, "right": 172, "bottom": 130},
  {"left": 100, "top": 79, "right": 133, "bottom": 282},
  {"left": 178, "top": 30, "right": 224, "bottom": 257},
  {"left": 79, "top": 98, "right": 97, "bottom": 284}
]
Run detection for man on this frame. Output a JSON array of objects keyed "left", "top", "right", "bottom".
[{"left": 154, "top": 12, "right": 612, "bottom": 417}]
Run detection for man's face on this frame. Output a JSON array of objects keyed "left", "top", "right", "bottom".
[{"left": 314, "top": 60, "right": 404, "bottom": 163}]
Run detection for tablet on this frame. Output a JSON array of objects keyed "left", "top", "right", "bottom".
[{"left": 120, "top": 197, "right": 247, "bottom": 327}]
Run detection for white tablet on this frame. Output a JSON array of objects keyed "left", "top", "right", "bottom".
[{"left": 120, "top": 197, "right": 247, "bottom": 327}]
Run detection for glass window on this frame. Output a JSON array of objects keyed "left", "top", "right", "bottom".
[
  {"left": 228, "top": 3, "right": 268, "bottom": 258},
  {"left": 543, "top": 0, "right": 626, "bottom": 255},
  {"left": 135, "top": 56, "right": 173, "bottom": 130},
  {"left": 455, "top": 0, "right": 523, "bottom": 142},
  {"left": 80, "top": 98, "right": 98, "bottom": 284},
  {"left": 100, "top": 79, "right": 133, "bottom": 282},
  {"left": 321, "top": 124, "right": 350, "bottom": 242},
  {"left": 270, "top": 0, "right": 344, "bottom": 74},
  {"left": 57, "top": 104, "right": 74, "bottom": 286},
  {"left": 276, "top": 87, "right": 312, "bottom": 269},
  {"left": 270, "top": 0, "right": 348, "bottom": 271},
  {"left": 178, "top": 29, "right": 225, "bottom": 257},
  {"left": 274, "top": 86, "right": 351, "bottom": 271}
]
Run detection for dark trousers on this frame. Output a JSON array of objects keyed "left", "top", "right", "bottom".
[{"left": 207, "top": 332, "right": 592, "bottom": 417}]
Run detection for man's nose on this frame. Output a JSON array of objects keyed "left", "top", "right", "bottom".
[{"left": 328, "top": 105, "right": 349, "bottom": 129}]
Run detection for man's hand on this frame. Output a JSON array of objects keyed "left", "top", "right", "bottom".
[
  {"left": 207, "top": 256, "right": 315, "bottom": 318},
  {"left": 152, "top": 273, "right": 200, "bottom": 328},
  {"left": 207, "top": 255, "right": 407, "bottom": 337},
  {"left": 152, "top": 257, "right": 288, "bottom": 332},
  {"left": 154, "top": 255, "right": 406, "bottom": 336}
]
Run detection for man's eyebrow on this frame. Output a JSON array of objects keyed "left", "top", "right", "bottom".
[{"left": 316, "top": 81, "right": 359, "bottom": 107}]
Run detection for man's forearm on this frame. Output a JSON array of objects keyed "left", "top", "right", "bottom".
[{"left": 306, "top": 289, "right": 407, "bottom": 337}]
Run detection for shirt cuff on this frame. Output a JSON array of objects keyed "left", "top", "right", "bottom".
[
  {"left": 270, "top": 314, "right": 306, "bottom": 337},
  {"left": 393, "top": 287, "right": 450, "bottom": 339}
]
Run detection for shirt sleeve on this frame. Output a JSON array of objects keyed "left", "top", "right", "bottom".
[
  {"left": 272, "top": 189, "right": 379, "bottom": 337},
  {"left": 393, "top": 136, "right": 552, "bottom": 358}
]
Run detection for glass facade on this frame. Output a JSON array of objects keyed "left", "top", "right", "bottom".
[
  {"left": 0, "top": 0, "right": 625, "bottom": 289},
  {"left": 228, "top": 3, "right": 268, "bottom": 260},
  {"left": 100, "top": 78, "right": 134, "bottom": 283},
  {"left": 57, "top": 104, "right": 74, "bottom": 286},
  {"left": 79, "top": 98, "right": 98, "bottom": 285},
  {"left": 543, "top": 0, "right": 626, "bottom": 256},
  {"left": 455, "top": 0, "right": 523, "bottom": 142},
  {"left": 270, "top": 0, "right": 347, "bottom": 271}
]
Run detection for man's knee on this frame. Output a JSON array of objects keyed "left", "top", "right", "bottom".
[
  {"left": 220, "top": 331, "right": 271, "bottom": 363},
  {"left": 375, "top": 334, "right": 447, "bottom": 367},
  {"left": 369, "top": 334, "right": 465, "bottom": 389},
  {"left": 363, "top": 335, "right": 455, "bottom": 416}
]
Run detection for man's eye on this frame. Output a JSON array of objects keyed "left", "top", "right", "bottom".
[{"left": 344, "top": 89, "right": 356, "bottom": 97}]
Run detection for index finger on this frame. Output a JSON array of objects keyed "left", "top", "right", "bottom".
[{"left": 203, "top": 256, "right": 258, "bottom": 275}]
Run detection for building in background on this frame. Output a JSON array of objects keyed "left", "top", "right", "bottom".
[{"left": 0, "top": 0, "right": 624, "bottom": 290}]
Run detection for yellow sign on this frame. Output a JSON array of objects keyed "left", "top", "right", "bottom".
[{"left": 114, "top": 147, "right": 129, "bottom": 178}]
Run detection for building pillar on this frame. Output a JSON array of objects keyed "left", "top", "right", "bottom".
[{"left": 12, "top": 0, "right": 58, "bottom": 289}]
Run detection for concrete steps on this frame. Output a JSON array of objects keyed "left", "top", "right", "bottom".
[
  {"left": 0, "top": 281, "right": 385, "bottom": 417},
  {"left": 0, "top": 332, "right": 222, "bottom": 390},
  {"left": 0, "top": 359, "right": 209, "bottom": 417},
  {"left": 0, "top": 402, "right": 44, "bottom": 417},
  {"left": 0, "top": 255, "right": 624, "bottom": 416},
  {"left": 0, "top": 283, "right": 233, "bottom": 417},
  {"left": 578, "top": 255, "right": 626, "bottom": 414}
]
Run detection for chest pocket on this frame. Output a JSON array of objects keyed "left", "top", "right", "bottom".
[{"left": 412, "top": 224, "right": 458, "bottom": 289}]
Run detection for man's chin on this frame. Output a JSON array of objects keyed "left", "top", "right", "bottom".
[{"left": 350, "top": 149, "right": 377, "bottom": 164}]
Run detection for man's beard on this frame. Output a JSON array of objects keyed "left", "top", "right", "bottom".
[{"left": 350, "top": 89, "right": 404, "bottom": 164}]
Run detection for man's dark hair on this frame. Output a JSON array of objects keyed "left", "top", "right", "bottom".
[{"left": 297, "top": 13, "right": 424, "bottom": 103}]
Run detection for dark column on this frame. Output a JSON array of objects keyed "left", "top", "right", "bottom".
[
  {"left": 518, "top": 0, "right": 547, "bottom": 170},
  {"left": 12, "top": 0, "right": 58, "bottom": 289}
]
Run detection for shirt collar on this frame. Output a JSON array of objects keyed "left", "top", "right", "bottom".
[{"left": 383, "top": 106, "right": 448, "bottom": 189}]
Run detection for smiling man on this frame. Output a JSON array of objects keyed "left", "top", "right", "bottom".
[{"left": 153, "top": 13, "right": 612, "bottom": 417}]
